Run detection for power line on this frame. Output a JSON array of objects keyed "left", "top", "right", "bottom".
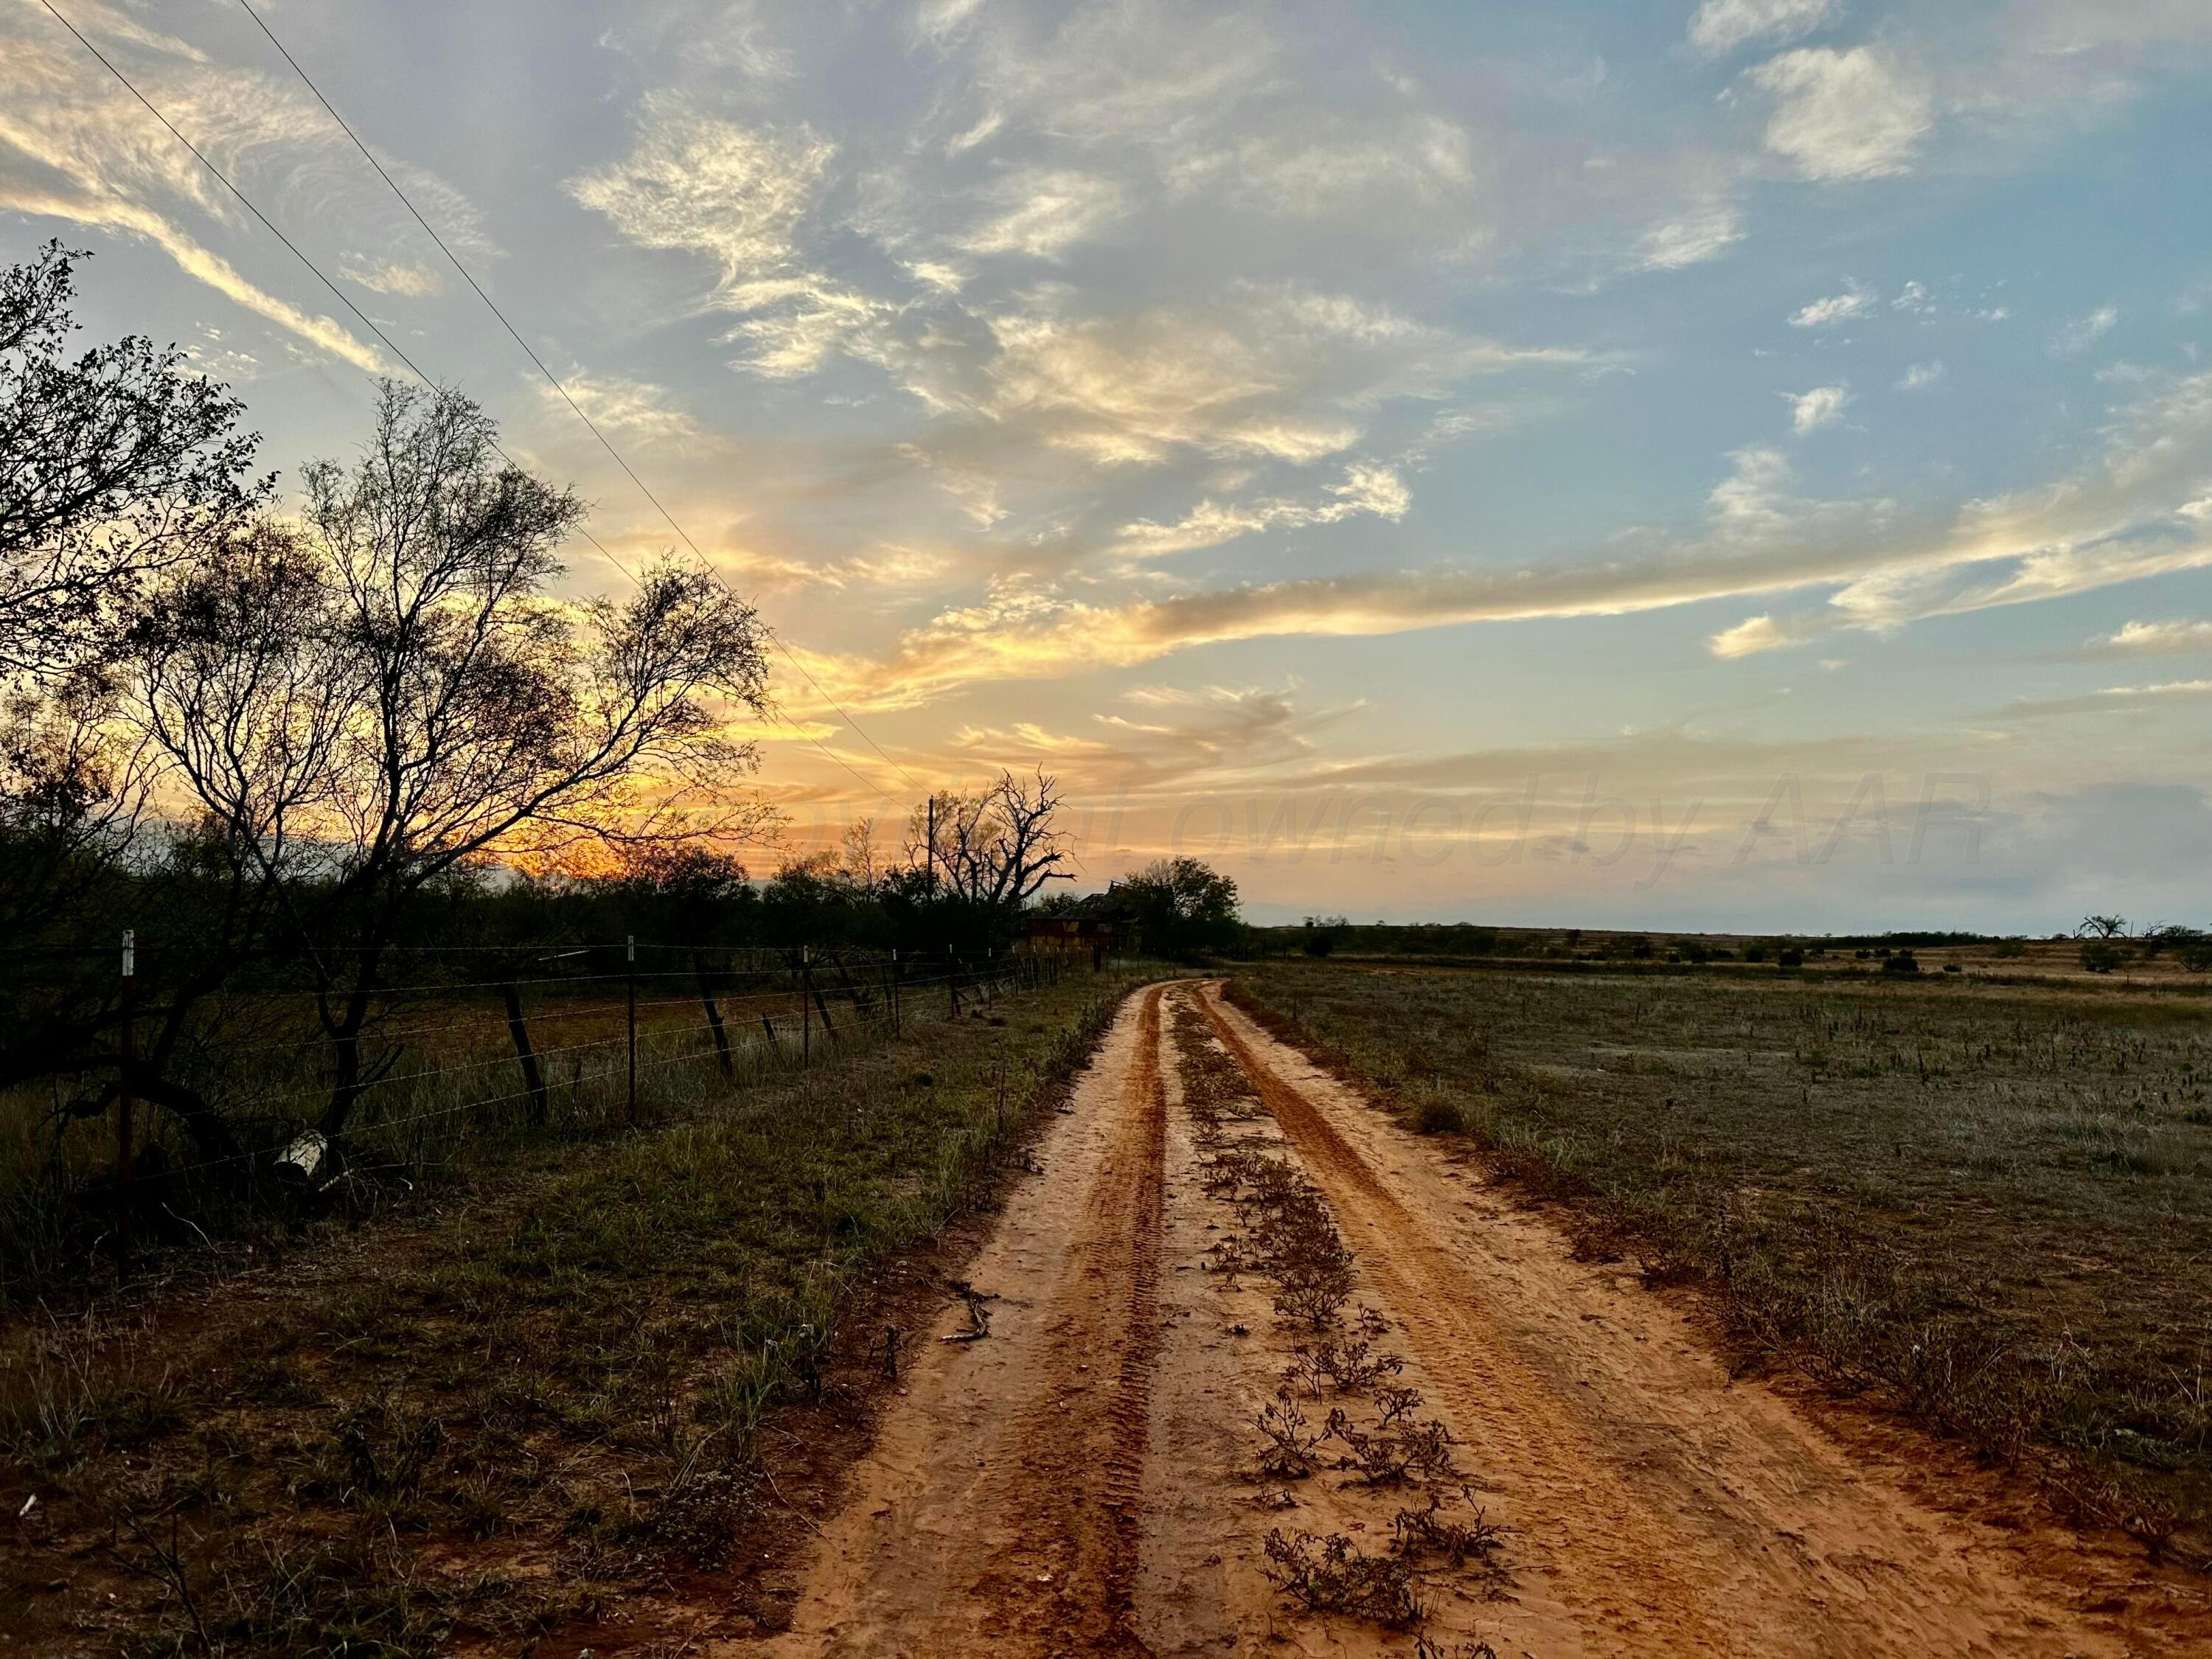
[
  {"left": 29, "top": 0, "right": 644, "bottom": 587},
  {"left": 230, "top": 0, "right": 931, "bottom": 812},
  {"left": 35, "top": 0, "right": 905, "bottom": 816}
]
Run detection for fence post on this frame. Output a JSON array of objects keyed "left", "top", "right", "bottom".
[
  {"left": 801, "top": 945, "right": 811, "bottom": 1069},
  {"left": 626, "top": 934, "right": 637, "bottom": 1124},
  {"left": 891, "top": 948, "right": 901, "bottom": 1037},
  {"left": 117, "top": 928, "right": 135, "bottom": 1284},
  {"left": 949, "top": 945, "right": 959, "bottom": 1017}
]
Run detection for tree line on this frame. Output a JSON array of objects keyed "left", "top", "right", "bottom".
[{"left": 0, "top": 243, "right": 1237, "bottom": 1173}]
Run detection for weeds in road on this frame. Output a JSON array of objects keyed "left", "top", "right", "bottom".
[
  {"left": 1327, "top": 1405, "right": 1459, "bottom": 1486},
  {"left": 1391, "top": 1489, "right": 1505, "bottom": 1569},
  {"left": 1256, "top": 1391, "right": 1329, "bottom": 1479},
  {"left": 1262, "top": 1527, "right": 1428, "bottom": 1628},
  {"left": 1172, "top": 990, "right": 1507, "bottom": 1640}
]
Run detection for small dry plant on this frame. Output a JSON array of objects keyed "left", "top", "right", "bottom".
[{"left": 1262, "top": 1528, "right": 1427, "bottom": 1629}]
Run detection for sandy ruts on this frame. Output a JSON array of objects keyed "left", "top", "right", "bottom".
[{"left": 732, "top": 981, "right": 2205, "bottom": 1657}]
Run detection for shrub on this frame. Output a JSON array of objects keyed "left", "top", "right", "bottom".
[
  {"left": 1776, "top": 948, "right": 1804, "bottom": 968},
  {"left": 2080, "top": 940, "right": 2124, "bottom": 974},
  {"left": 1882, "top": 950, "right": 1921, "bottom": 975}
]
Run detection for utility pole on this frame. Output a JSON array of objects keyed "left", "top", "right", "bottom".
[{"left": 925, "top": 794, "right": 936, "bottom": 890}]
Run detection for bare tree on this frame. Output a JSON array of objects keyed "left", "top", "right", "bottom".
[
  {"left": 2077, "top": 914, "right": 2130, "bottom": 940},
  {"left": 1, "top": 243, "right": 262, "bottom": 681},
  {"left": 134, "top": 381, "right": 773, "bottom": 1141},
  {"left": 908, "top": 770, "right": 1071, "bottom": 914}
]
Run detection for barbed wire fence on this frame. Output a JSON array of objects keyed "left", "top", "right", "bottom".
[{"left": 1, "top": 933, "right": 1105, "bottom": 1290}]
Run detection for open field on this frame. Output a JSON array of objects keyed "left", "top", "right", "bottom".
[
  {"left": 1252, "top": 923, "right": 2212, "bottom": 990},
  {"left": 0, "top": 960, "right": 1149, "bottom": 1655},
  {"left": 1230, "top": 958, "right": 2212, "bottom": 1551}
]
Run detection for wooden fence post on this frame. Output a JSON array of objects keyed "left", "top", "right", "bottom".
[
  {"left": 116, "top": 928, "right": 135, "bottom": 1284},
  {"left": 625, "top": 935, "right": 637, "bottom": 1124}
]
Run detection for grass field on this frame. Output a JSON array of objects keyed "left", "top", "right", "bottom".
[
  {"left": 1230, "top": 959, "right": 2212, "bottom": 1555},
  {"left": 0, "top": 961, "right": 1150, "bottom": 1655}
]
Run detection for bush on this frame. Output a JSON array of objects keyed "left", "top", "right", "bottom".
[
  {"left": 2080, "top": 940, "right": 2124, "bottom": 975},
  {"left": 1675, "top": 938, "right": 1711, "bottom": 965},
  {"left": 1882, "top": 950, "right": 1921, "bottom": 975},
  {"left": 1776, "top": 948, "right": 1804, "bottom": 968}
]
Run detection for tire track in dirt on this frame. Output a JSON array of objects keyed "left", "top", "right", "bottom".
[
  {"left": 978, "top": 982, "right": 1169, "bottom": 1652},
  {"left": 1193, "top": 981, "right": 2179, "bottom": 1657},
  {"left": 745, "top": 983, "right": 1172, "bottom": 1657},
  {"left": 1194, "top": 983, "right": 1736, "bottom": 1652}
]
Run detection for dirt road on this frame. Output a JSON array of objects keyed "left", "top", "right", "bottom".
[{"left": 736, "top": 981, "right": 2211, "bottom": 1656}]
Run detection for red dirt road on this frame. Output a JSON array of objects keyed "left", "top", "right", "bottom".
[{"left": 733, "top": 982, "right": 2212, "bottom": 1656}]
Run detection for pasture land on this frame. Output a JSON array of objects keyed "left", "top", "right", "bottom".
[{"left": 1231, "top": 959, "right": 2212, "bottom": 1552}]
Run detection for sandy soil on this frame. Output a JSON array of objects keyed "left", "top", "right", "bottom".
[{"left": 728, "top": 981, "right": 2212, "bottom": 1656}]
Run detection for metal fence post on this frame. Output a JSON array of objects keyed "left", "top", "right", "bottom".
[
  {"left": 801, "top": 945, "right": 811, "bottom": 1068},
  {"left": 117, "top": 928, "right": 135, "bottom": 1284},
  {"left": 625, "top": 934, "right": 637, "bottom": 1123}
]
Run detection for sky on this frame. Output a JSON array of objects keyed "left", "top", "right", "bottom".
[{"left": 5, "top": 0, "right": 2211, "bottom": 931}]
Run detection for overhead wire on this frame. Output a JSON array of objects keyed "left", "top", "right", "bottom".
[
  {"left": 230, "top": 0, "right": 933, "bottom": 815},
  {"left": 37, "top": 0, "right": 1096, "bottom": 877}
]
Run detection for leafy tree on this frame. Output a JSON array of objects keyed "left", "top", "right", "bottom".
[
  {"left": 1116, "top": 857, "right": 1239, "bottom": 960},
  {"left": 132, "top": 381, "right": 773, "bottom": 1142},
  {"left": 1, "top": 243, "right": 262, "bottom": 681},
  {"left": 1301, "top": 914, "right": 1346, "bottom": 958}
]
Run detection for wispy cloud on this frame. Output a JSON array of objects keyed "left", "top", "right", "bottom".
[
  {"left": 1113, "top": 465, "right": 1410, "bottom": 558},
  {"left": 2051, "top": 304, "right": 2118, "bottom": 356},
  {"left": 1896, "top": 360, "right": 1944, "bottom": 391},
  {"left": 2086, "top": 619, "right": 2212, "bottom": 656},
  {"left": 1689, "top": 0, "right": 1839, "bottom": 58},
  {"left": 1789, "top": 285, "right": 1872, "bottom": 328}
]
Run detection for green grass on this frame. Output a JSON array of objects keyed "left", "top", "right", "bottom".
[
  {"left": 0, "top": 961, "right": 1151, "bottom": 1656},
  {"left": 1230, "top": 960, "right": 2212, "bottom": 1559}
]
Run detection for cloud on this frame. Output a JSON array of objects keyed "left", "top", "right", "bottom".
[
  {"left": 954, "top": 167, "right": 1129, "bottom": 259},
  {"left": 797, "top": 367, "right": 2212, "bottom": 704},
  {"left": 566, "top": 96, "right": 835, "bottom": 296},
  {"left": 947, "top": 681, "right": 1364, "bottom": 796},
  {"left": 342, "top": 257, "right": 442, "bottom": 298},
  {"left": 1635, "top": 201, "right": 1745, "bottom": 270},
  {"left": 1709, "top": 613, "right": 1823, "bottom": 658},
  {"left": 2087, "top": 619, "right": 2212, "bottom": 656},
  {"left": 1689, "top": 0, "right": 1840, "bottom": 58},
  {"left": 1789, "top": 384, "right": 1848, "bottom": 431},
  {"left": 951, "top": 288, "right": 1582, "bottom": 470},
  {"left": 2051, "top": 304, "right": 2119, "bottom": 356},
  {"left": 534, "top": 370, "right": 707, "bottom": 451},
  {"left": 0, "top": 21, "right": 448, "bottom": 372},
  {"left": 1113, "top": 465, "right": 1411, "bottom": 558},
  {"left": 1996, "top": 678, "right": 2212, "bottom": 719},
  {"left": 1748, "top": 47, "right": 1933, "bottom": 181},
  {"left": 1789, "top": 286, "right": 1872, "bottom": 328},
  {"left": 1896, "top": 361, "right": 1944, "bottom": 391}
]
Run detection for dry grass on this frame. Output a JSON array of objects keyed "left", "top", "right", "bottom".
[
  {"left": 1231, "top": 961, "right": 2212, "bottom": 1559},
  {"left": 0, "top": 966, "right": 1150, "bottom": 1656}
]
